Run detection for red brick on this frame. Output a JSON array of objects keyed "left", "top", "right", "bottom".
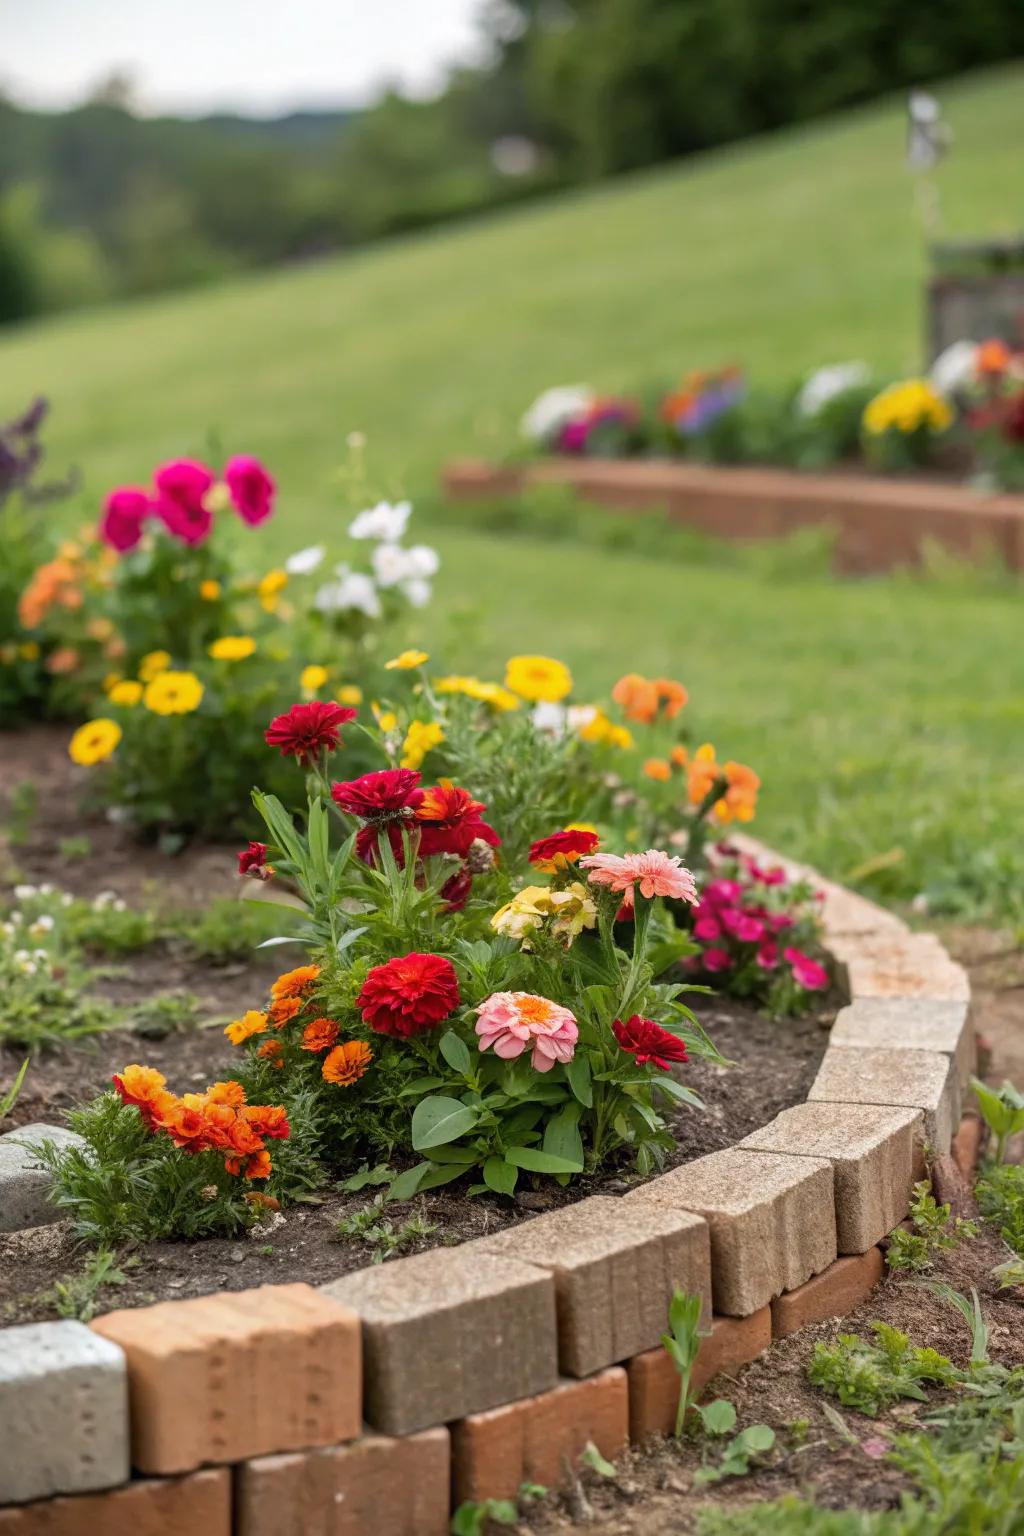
[
  {"left": 770, "top": 1248, "right": 884, "bottom": 1339},
  {"left": 0, "top": 1468, "right": 228, "bottom": 1535},
  {"left": 451, "top": 1368, "right": 628, "bottom": 1505},
  {"left": 90, "top": 1284, "right": 360, "bottom": 1475},
  {"left": 235, "top": 1428, "right": 450, "bottom": 1536},
  {"left": 952, "top": 1114, "right": 984, "bottom": 1178},
  {"left": 626, "top": 1309, "right": 771, "bottom": 1442}
]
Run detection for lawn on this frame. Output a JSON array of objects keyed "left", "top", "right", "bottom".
[{"left": 1, "top": 65, "right": 1023, "bottom": 922}]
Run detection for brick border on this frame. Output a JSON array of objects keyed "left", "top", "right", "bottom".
[
  {"left": 0, "top": 840, "right": 976, "bottom": 1529},
  {"left": 441, "top": 457, "right": 1024, "bottom": 575}
]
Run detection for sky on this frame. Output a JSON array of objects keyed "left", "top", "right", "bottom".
[{"left": 0, "top": 0, "right": 486, "bottom": 117}]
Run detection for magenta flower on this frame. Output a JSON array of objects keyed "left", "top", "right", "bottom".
[
  {"left": 745, "top": 858, "right": 786, "bottom": 886},
  {"left": 756, "top": 940, "right": 778, "bottom": 970},
  {"left": 475, "top": 991, "right": 578, "bottom": 1073},
  {"left": 784, "top": 947, "right": 828, "bottom": 991},
  {"left": 720, "top": 909, "right": 766, "bottom": 944},
  {"left": 581, "top": 849, "right": 698, "bottom": 906},
  {"left": 693, "top": 912, "right": 722, "bottom": 941},
  {"left": 99, "top": 486, "right": 150, "bottom": 552},
  {"left": 154, "top": 458, "right": 215, "bottom": 545},
  {"left": 703, "top": 878, "right": 743, "bottom": 905},
  {"left": 701, "top": 948, "right": 733, "bottom": 972},
  {"left": 225, "top": 455, "right": 275, "bottom": 526}
]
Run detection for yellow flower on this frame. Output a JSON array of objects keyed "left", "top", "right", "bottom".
[
  {"left": 491, "top": 881, "right": 597, "bottom": 950},
  {"left": 199, "top": 579, "right": 221, "bottom": 601},
  {"left": 18, "top": 641, "right": 40, "bottom": 661},
  {"left": 372, "top": 703, "right": 397, "bottom": 732},
  {"left": 107, "top": 680, "right": 143, "bottom": 707},
  {"left": 862, "top": 379, "right": 953, "bottom": 437},
  {"left": 300, "top": 664, "right": 329, "bottom": 694},
  {"left": 337, "top": 684, "right": 363, "bottom": 706},
  {"left": 208, "top": 635, "right": 256, "bottom": 661},
  {"left": 224, "top": 1009, "right": 269, "bottom": 1045},
  {"left": 143, "top": 670, "right": 204, "bottom": 715},
  {"left": 138, "top": 650, "right": 172, "bottom": 682},
  {"left": 258, "top": 569, "right": 288, "bottom": 612},
  {"left": 385, "top": 649, "right": 429, "bottom": 670},
  {"left": 69, "top": 718, "right": 121, "bottom": 766},
  {"left": 401, "top": 718, "right": 445, "bottom": 769},
  {"left": 435, "top": 675, "right": 520, "bottom": 711},
  {"left": 505, "top": 654, "right": 573, "bottom": 703}
]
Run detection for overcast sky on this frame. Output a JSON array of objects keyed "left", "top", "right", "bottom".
[{"left": 1, "top": 0, "right": 486, "bottom": 116}]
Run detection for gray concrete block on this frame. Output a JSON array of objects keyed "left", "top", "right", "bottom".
[
  {"left": 808, "top": 1046, "right": 959, "bottom": 1153},
  {"left": 830, "top": 998, "right": 975, "bottom": 1086},
  {"left": 0, "top": 1319, "right": 129, "bottom": 1503},
  {"left": 0, "top": 1123, "right": 84, "bottom": 1233}
]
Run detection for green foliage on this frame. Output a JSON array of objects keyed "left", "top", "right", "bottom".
[
  {"left": 45, "top": 1247, "right": 134, "bottom": 1322},
  {"left": 128, "top": 992, "right": 199, "bottom": 1040},
  {"left": 693, "top": 1421, "right": 775, "bottom": 1487},
  {"left": 659, "top": 1288, "right": 709, "bottom": 1437},
  {"left": 0, "top": 1058, "right": 29, "bottom": 1121},
  {"left": 976, "top": 1161, "right": 1024, "bottom": 1257},
  {"left": 971, "top": 1078, "right": 1024, "bottom": 1165},
  {"left": 334, "top": 1193, "right": 438, "bottom": 1263},
  {"left": 886, "top": 1181, "right": 978, "bottom": 1273},
  {"left": 5, "top": 782, "right": 37, "bottom": 845},
  {"left": 807, "top": 1323, "right": 957, "bottom": 1416},
  {"left": 168, "top": 897, "right": 299, "bottom": 963}
]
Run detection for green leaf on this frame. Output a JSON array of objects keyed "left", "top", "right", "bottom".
[
  {"left": 542, "top": 1102, "right": 584, "bottom": 1171},
  {"left": 653, "top": 1077, "right": 705, "bottom": 1110},
  {"left": 387, "top": 1162, "right": 430, "bottom": 1201},
  {"left": 734, "top": 1424, "right": 775, "bottom": 1455},
  {"left": 696, "top": 1399, "right": 736, "bottom": 1436},
  {"left": 410, "top": 1095, "right": 479, "bottom": 1151},
  {"left": 439, "top": 1030, "right": 472, "bottom": 1076},
  {"left": 339, "top": 1162, "right": 393, "bottom": 1192},
  {"left": 415, "top": 1161, "right": 472, "bottom": 1192},
  {"left": 483, "top": 1156, "right": 519, "bottom": 1196},
  {"left": 581, "top": 1442, "right": 617, "bottom": 1477},
  {"left": 505, "top": 1146, "right": 583, "bottom": 1175},
  {"left": 566, "top": 1052, "right": 593, "bottom": 1108},
  {"left": 398, "top": 1075, "right": 447, "bottom": 1097}
]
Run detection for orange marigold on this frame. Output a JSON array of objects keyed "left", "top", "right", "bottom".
[
  {"left": 322, "top": 1039, "right": 373, "bottom": 1086},
  {"left": 612, "top": 673, "right": 660, "bottom": 724},
  {"left": 271, "top": 964, "right": 321, "bottom": 1001},
  {"left": 225, "top": 1009, "right": 269, "bottom": 1045},
  {"left": 257, "top": 1039, "right": 285, "bottom": 1067},
  {"left": 654, "top": 678, "right": 688, "bottom": 719},
  {"left": 204, "top": 1079, "right": 247, "bottom": 1107},
  {"left": 643, "top": 757, "right": 671, "bottom": 782},
  {"left": 302, "top": 1017, "right": 340, "bottom": 1053},
  {"left": 269, "top": 995, "right": 303, "bottom": 1028},
  {"left": 670, "top": 744, "right": 689, "bottom": 769}
]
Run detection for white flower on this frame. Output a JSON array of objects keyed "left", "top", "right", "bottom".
[
  {"left": 796, "top": 362, "right": 870, "bottom": 418},
  {"left": 371, "top": 543, "right": 440, "bottom": 588},
  {"left": 532, "top": 701, "right": 567, "bottom": 735},
  {"left": 60, "top": 893, "right": 73, "bottom": 907},
  {"left": 931, "top": 340, "right": 978, "bottom": 397},
  {"left": 400, "top": 578, "right": 432, "bottom": 608},
  {"left": 13, "top": 885, "right": 36, "bottom": 901},
  {"left": 348, "top": 500, "right": 412, "bottom": 542},
  {"left": 38, "top": 884, "right": 53, "bottom": 896},
  {"left": 520, "top": 385, "right": 593, "bottom": 444},
  {"left": 314, "top": 571, "right": 382, "bottom": 619},
  {"left": 28, "top": 915, "right": 54, "bottom": 938},
  {"left": 567, "top": 705, "right": 598, "bottom": 732},
  {"left": 284, "top": 544, "right": 325, "bottom": 576}
]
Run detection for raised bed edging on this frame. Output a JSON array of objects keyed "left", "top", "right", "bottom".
[
  {"left": 442, "top": 456, "right": 1024, "bottom": 575},
  {"left": 0, "top": 839, "right": 975, "bottom": 1532}
]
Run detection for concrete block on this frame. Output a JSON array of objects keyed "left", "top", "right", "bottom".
[
  {"left": 808, "top": 1046, "right": 959, "bottom": 1153},
  {"left": 830, "top": 998, "right": 974, "bottom": 1086},
  {"left": 0, "top": 1125, "right": 84, "bottom": 1233}
]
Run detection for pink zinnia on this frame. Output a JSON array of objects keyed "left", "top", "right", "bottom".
[
  {"left": 580, "top": 849, "right": 698, "bottom": 906},
  {"left": 154, "top": 458, "right": 215, "bottom": 545},
  {"left": 225, "top": 455, "right": 275, "bottom": 526},
  {"left": 475, "top": 992, "right": 578, "bottom": 1073},
  {"left": 784, "top": 947, "right": 829, "bottom": 991},
  {"left": 99, "top": 486, "right": 150, "bottom": 552}
]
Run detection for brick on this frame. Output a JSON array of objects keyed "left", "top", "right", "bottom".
[
  {"left": 321, "top": 1245, "right": 557, "bottom": 1434},
  {"left": 627, "top": 1309, "right": 771, "bottom": 1442},
  {"left": 952, "top": 1114, "right": 985, "bottom": 1178},
  {"left": 830, "top": 998, "right": 975, "bottom": 1086},
  {"left": 236, "top": 1429, "right": 450, "bottom": 1536},
  {"left": 0, "top": 1124, "right": 85, "bottom": 1233},
  {"left": 829, "top": 931, "right": 969, "bottom": 1004},
  {"left": 452, "top": 1368, "right": 628, "bottom": 1504},
  {"left": 740, "top": 1102, "right": 921, "bottom": 1253},
  {"left": 771, "top": 1248, "right": 884, "bottom": 1339},
  {"left": 0, "top": 1321, "right": 128, "bottom": 1505},
  {"left": 624, "top": 1149, "right": 836, "bottom": 1316},
  {"left": 90, "top": 1283, "right": 360, "bottom": 1475},
  {"left": 808, "top": 1046, "right": 960, "bottom": 1154},
  {"left": 475, "top": 1196, "right": 710, "bottom": 1376},
  {"left": 0, "top": 1468, "right": 229, "bottom": 1535}
]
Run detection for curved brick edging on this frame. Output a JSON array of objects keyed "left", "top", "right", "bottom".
[
  {"left": 442, "top": 457, "right": 1024, "bottom": 576},
  {"left": 0, "top": 843, "right": 976, "bottom": 1534}
]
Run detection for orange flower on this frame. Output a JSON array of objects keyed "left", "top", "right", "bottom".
[
  {"left": 243, "top": 1104, "right": 291, "bottom": 1139},
  {"left": 242, "top": 1149, "right": 273, "bottom": 1180},
  {"left": 686, "top": 743, "right": 723, "bottom": 805},
  {"left": 977, "top": 338, "right": 1011, "bottom": 375},
  {"left": 225, "top": 1009, "right": 269, "bottom": 1045},
  {"left": 112, "top": 1065, "right": 174, "bottom": 1128},
  {"left": 204, "top": 1080, "right": 246, "bottom": 1107},
  {"left": 269, "top": 995, "right": 303, "bottom": 1028},
  {"left": 322, "top": 1039, "right": 373, "bottom": 1086},
  {"left": 715, "top": 761, "right": 760, "bottom": 824},
  {"left": 612, "top": 673, "right": 660, "bottom": 724},
  {"left": 257, "top": 1039, "right": 285, "bottom": 1067},
  {"left": 670, "top": 744, "right": 689, "bottom": 769},
  {"left": 643, "top": 757, "right": 671, "bottom": 782},
  {"left": 271, "top": 964, "right": 321, "bottom": 1001},
  {"left": 654, "top": 678, "right": 688, "bottom": 719},
  {"left": 302, "top": 1017, "right": 340, "bottom": 1053},
  {"left": 245, "top": 1190, "right": 281, "bottom": 1211},
  {"left": 45, "top": 646, "right": 80, "bottom": 675}
]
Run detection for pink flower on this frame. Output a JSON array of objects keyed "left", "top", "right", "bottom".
[
  {"left": 701, "top": 948, "right": 733, "bottom": 972},
  {"left": 784, "top": 947, "right": 828, "bottom": 991},
  {"left": 474, "top": 991, "right": 578, "bottom": 1073},
  {"left": 99, "top": 487, "right": 150, "bottom": 552},
  {"left": 745, "top": 858, "right": 786, "bottom": 886},
  {"left": 225, "top": 455, "right": 275, "bottom": 526},
  {"left": 693, "top": 913, "right": 722, "bottom": 942},
  {"left": 703, "top": 879, "right": 743, "bottom": 905},
  {"left": 581, "top": 849, "right": 698, "bottom": 905},
  {"left": 720, "top": 909, "right": 765, "bottom": 944},
  {"left": 154, "top": 458, "right": 215, "bottom": 545},
  {"left": 756, "top": 940, "right": 778, "bottom": 970}
]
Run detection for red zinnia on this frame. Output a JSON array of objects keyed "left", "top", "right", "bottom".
[
  {"left": 356, "top": 952, "right": 461, "bottom": 1038},
  {"left": 415, "top": 782, "right": 500, "bottom": 858},
  {"left": 265, "top": 701, "right": 357, "bottom": 766},
  {"left": 331, "top": 768, "right": 424, "bottom": 819},
  {"left": 612, "top": 1015, "right": 689, "bottom": 1071},
  {"left": 238, "top": 840, "right": 272, "bottom": 879},
  {"left": 528, "top": 828, "right": 600, "bottom": 871}
]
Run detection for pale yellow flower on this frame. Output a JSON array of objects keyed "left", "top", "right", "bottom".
[
  {"left": 337, "top": 684, "right": 363, "bottom": 707},
  {"left": 385, "top": 649, "right": 429, "bottom": 670},
  {"left": 258, "top": 569, "right": 288, "bottom": 612},
  {"left": 300, "top": 664, "right": 329, "bottom": 694}
]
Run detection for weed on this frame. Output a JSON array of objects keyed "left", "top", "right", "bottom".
[
  {"left": 129, "top": 992, "right": 199, "bottom": 1040},
  {"left": 971, "top": 1079, "right": 1024, "bottom": 1166},
  {"left": 451, "top": 1482, "right": 545, "bottom": 1534},
  {"left": 976, "top": 1161, "right": 1024, "bottom": 1257},
  {"left": 57, "top": 835, "right": 92, "bottom": 861},
  {"left": 0, "top": 1058, "right": 29, "bottom": 1121},
  {"left": 45, "top": 1248, "right": 134, "bottom": 1322},
  {"left": 6, "top": 782, "right": 37, "bottom": 846},
  {"left": 660, "top": 1287, "right": 710, "bottom": 1436},
  {"left": 693, "top": 1421, "right": 775, "bottom": 1487},
  {"left": 172, "top": 898, "right": 299, "bottom": 963},
  {"left": 339, "top": 1161, "right": 395, "bottom": 1192},
  {"left": 806, "top": 1322, "right": 956, "bottom": 1416},
  {"left": 885, "top": 1181, "right": 977, "bottom": 1273},
  {"left": 335, "top": 1193, "right": 438, "bottom": 1262}
]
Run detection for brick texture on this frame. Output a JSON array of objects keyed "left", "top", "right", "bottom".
[
  {"left": 627, "top": 1309, "right": 772, "bottom": 1442},
  {"left": 952, "top": 1114, "right": 985, "bottom": 1178},
  {"left": 235, "top": 1429, "right": 450, "bottom": 1536},
  {"left": 90, "top": 1283, "right": 360, "bottom": 1475},
  {"left": 0, "top": 1468, "right": 229, "bottom": 1535},
  {"left": 771, "top": 1248, "right": 885, "bottom": 1339},
  {"left": 452, "top": 1368, "right": 628, "bottom": 1504}
]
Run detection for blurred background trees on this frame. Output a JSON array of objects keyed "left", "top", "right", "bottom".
[{"left": 2, "top": 0, "right": 1022, "bottom": 324}]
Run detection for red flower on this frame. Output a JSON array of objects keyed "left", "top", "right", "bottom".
[
  {"left": 441, "top": 866, "right": 473, "bottom": 911},
  {"left": 225, "top": 455, "right": 275, "bottom": 526},
  {"left": 784, "top": 947, "right": 829, "bottom": 992},
  {"left": 238, "top": 841, "right": 272, "bottom": 879},
  {"left": 415, "top": 782, "right": 500, "bottom": 858},
  {"left": 99, "top": 487, "right": 150, "bottom": 553},
  {"left": 153, "top": 459, "right": 215, "bottom": 546},
  {"left": 612, "top": 1015, "right": 689, "bottom": 1071},
  {"left": 356, "top": 952, "right": 461, "bottom": 1038},
  {"left": 1003, "top": 390, "right": 1024, "bottom": 444},
  {"left": 265, "top": 701, "right": 357, "bottom": 766},
  {"left": 528, "top": 828, "right": 599, "bottom": 871},
  {"left": 332, "top": 768, "right": 424, "bottom": 819}
]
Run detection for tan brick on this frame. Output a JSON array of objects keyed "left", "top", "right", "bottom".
[
  {"left": 475, "top": 1196, "right": 710, "bottom": 1376},
  {"left": 627, "top": 1309, "right": 771, "bottom": 1442},
  {"left": 807, "top": 1046, "right": 960, "bottom": 1153},
  {"left": 0, "top": 1468, "right": 228, "bottom": 1536},
  {"left": 952, "top": 1114, "right": 985, "bottom": 1178},
  {"left": 829, "top": 931, "right": 969, "bottom": 1004},
  {"left": 90, "top": 1284, "right": 360, "bottom": 1475},
  {"left": 830, "top": 998, "right": 975, "bottom": 1086},
  {"left": 321, "top": 1245, "right": 557, "bottom": 1434},
  {"left": 452, "top": 1368, "right": 628, "bottom": 1504},
  {"left": 771, "top": 1248, "right": 884, "bottom": 1339},
  {"left": 236, "top": 1429, "right": 449, "bottom": 1536},
  {"left": 624, "top": 1149, "right": 836, "bottom": 1316},
  {"left": 740, "top": 1102, "right": 921, "bottom": 1253}
]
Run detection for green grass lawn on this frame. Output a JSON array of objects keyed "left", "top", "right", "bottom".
[{"left": 1, "top": 65, "right": 1023, "bottom": 922}]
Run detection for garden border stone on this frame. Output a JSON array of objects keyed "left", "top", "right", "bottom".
[{"left": 0, "top": 1124, "right": 85, "bottom": 1233}]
